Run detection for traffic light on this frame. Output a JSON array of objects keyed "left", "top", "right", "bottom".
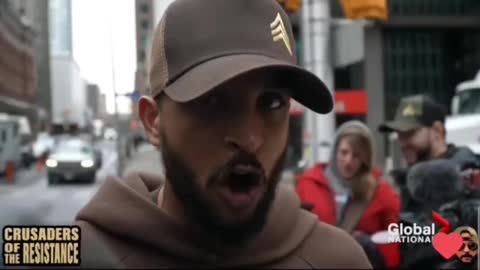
[
  {"left": 340, "top": 0, "right": 388, "bottom": 20},
  {"left": 277, "top": 0, "right": 301, "bottom": 13}
]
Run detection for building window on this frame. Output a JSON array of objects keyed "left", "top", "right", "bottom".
[
  {"left": 141, "top": 20, "right": 149, "bottom": 30},
  {"left": 13, "top": 124, "right": 18, "bottom": 137},
  {"left": 141, "top": 3, "right": 149, "bottom": 13},
  {"left": 1, "top": 130, "right": 6, "bottom": 143},
  {"left": 138, "top": 51, "right": 145, "bottom": 62}
]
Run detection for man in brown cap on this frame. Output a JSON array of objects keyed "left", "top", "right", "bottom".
[{"left": 74, "top": 0, "right": 371, "bottom": 268}]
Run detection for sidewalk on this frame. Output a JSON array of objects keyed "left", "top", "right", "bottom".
[
  {"left": 122, "top": 143, "right": 164, "bottom": 177},
  {"left": 0, "top": 166, "right": 44, "bottom": 194}
]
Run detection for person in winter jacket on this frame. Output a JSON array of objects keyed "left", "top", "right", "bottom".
[
  {"left": 378, "top": 95, "right": 479, "bottom": 213},
  {"left": 296, "top": 120, "right": 401, "bottom": 268},
  {"left": 399, "top": 159, "right": 480, "bottom": 269},
  {"left": 72, "top": 0, "right": 372, "bottom": 268}
]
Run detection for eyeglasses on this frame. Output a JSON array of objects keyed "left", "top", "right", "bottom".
[{"left": 461, "top": 241, "right": 478, "bottom": 251}]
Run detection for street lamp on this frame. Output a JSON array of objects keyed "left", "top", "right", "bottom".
[{"left": 108, "top": 16, "right": 123, "bottom": 177}]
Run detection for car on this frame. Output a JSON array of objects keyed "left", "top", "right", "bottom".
[
  {"left": 45, "top": 139, "right": 101, "bottom": 184},
  {"left": 104, "top": 128, "right": 118, "bottom": 141}
]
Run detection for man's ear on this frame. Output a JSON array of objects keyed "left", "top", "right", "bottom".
[{"left": 138, "top": 96, "right": 161, "bottom": 147}]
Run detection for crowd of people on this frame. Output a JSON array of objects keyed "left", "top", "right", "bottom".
[{"left": 296, "top": 95, "right": 480, "bottom": 269}]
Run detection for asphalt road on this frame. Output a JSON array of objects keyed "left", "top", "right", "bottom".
[
  {"left": 0, "top": 140, "right": 296, "bottom": 266},
  {"left": 0, "top": 140, "right": 121, "bottom": 267},
  {"left": 0, "top": 140, "right": 118, "bottom": 227}
]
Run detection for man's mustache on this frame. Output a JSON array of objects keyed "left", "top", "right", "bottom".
[
  {"left": 460, "top": 254, "right": 474, "bottom": 260},
  {"left": 208, "top": 151, "right": 265, "bottom": 185}
]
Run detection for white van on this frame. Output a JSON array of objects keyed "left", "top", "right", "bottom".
[
  {"left": 446, "top": 70, "right": 480, "bottom": 156},
  {"left": 0, "top": 115, "right": 22, "bottom": 174}
]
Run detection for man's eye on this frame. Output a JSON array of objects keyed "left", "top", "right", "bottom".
[
  {"left": 259, "top": 92, "right": 287, "bottom": 111},
  {"left": 194, "top": 94, "right": 222, "bottom": 108}
]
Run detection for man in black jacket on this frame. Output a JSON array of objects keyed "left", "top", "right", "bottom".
[
  {"left": 379, "top": 95, "right": 479, "bottom": 268},
  {"left": 379, "top": 95, "right": 479, "bottom": 212}
]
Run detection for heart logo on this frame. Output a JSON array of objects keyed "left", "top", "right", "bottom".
[{"left": 432, "top": 232, "right": 463, "bottom": 259}]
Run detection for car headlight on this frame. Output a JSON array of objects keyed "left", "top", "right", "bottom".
[
  {"left": 81, "top": 160, "right": 95, "bottom": 168},
  {"left": 46, "top": 159, "right": 58, "bottom": 168}
]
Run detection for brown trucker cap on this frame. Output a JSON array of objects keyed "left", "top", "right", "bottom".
[{"left": 148, "top": 0, "right": 333, "bottom": 114}]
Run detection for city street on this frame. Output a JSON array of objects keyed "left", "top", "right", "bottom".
[
  {"left": 0, "top": 141, "right": 295, "bottom": 228},
  {"left": 0, "top": 140, "right": 118, "bottom": 228}
]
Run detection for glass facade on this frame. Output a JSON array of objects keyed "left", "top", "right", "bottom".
[
  {"left": 389, "top": 0, "right": 480, "bottom": 16},
  {"left": 384, "top": 29, "right": 480, "bottom": 119},
  {"left": 49, "top": 0, "right": 73, "bottom": 56}
]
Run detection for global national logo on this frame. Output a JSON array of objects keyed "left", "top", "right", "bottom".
[{"left": 373, "top": 211, "right": 478, "bottom": 265}]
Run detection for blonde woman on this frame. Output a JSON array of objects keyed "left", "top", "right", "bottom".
[{"left": 296, "top": 121, "right": 401, "bottom": 268}]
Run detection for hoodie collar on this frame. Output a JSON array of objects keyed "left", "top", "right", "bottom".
[{"left": 76, "top": 172, "right": 318, "bottom": 267}]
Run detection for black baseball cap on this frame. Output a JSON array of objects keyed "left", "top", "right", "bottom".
[
  {"left": 148, "top": 0, "right": 333, "bottom": 114},
  {"left": 379, "top": 95, "right": 447, "bottom": 133}
]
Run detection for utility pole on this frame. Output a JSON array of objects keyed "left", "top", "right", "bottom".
[
  {"left": 108, "top": 16, "right": 123, "bottom": 177},
  {"left": 301, "top": 0, "right": 336, "bottom": 167}
]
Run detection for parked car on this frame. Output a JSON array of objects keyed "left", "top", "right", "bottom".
[
  {"left": 45, "top": 139, "right": 101, "bottom": 184},
  {"left": 0, "top": 115, "right": 22, "bottom": 174}
]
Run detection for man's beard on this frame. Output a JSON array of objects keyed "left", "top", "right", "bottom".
[
  {"left": 416, "top": 144, "right": 432, "bottom": 163},
  {"left": 160, "top": 133, "right": 287, "bottom": 246},
  {"left": 458, "top": 254, "right": 476, "bottom": 265},
  {"left": 407, "top": 144, "right": 432, "bottom": 166}
]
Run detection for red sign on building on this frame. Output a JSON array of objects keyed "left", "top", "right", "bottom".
[
  {"left": 288, "top": 90, "right": 367, "bottom": 116},
  {"left": 335, "top": 90, "right": 367, "bottom": 115}
]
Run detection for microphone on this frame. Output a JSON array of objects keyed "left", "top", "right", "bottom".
[{"left": 406, "top": 159, "right": 464, "bottom": 210}]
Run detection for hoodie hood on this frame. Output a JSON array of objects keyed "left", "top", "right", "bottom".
[
  {"left": 75, "top": 172, "right": 318, "bottom": 267},
  {"left": 324, "top": 121, "right": 376, "bottom": 196}
]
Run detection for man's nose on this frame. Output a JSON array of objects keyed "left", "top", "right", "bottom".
[{"left": 224, "top": 113, "right": 265, "bottom": 154}]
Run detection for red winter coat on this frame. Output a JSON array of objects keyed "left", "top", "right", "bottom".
[{"left": 296, "top": 163, "right": 401, "bottom": 268}]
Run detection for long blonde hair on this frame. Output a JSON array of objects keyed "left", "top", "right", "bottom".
[
  {"left": 336, "top": 132, "right": 375, "bottom": 200},
  {"left": 337, "top": 132, "right": 373, "bottom": 176}
]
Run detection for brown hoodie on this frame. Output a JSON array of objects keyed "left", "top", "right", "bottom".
[{"left": 73, "top": 171, "right": 372, "bottom": 269}]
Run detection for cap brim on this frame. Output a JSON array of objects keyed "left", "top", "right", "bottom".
[
  {"left": 163, "top": 54, "right": 333, "bottom": 114},
  {"left": 378, "top": 120, "right": 421, "bottom": 133}
]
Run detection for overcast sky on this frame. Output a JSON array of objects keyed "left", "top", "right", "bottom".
[{"left": 71, "top": 0, "right": 136, "bottom": 114}]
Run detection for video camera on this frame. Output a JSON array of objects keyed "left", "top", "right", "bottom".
[{"left": 460, "top": 164, "right": 480, "bottom": 194}]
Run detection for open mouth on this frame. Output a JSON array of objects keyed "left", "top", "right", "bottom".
[
  {"left": 217, "top": 165, "right": 264, "bottom": 210},
  {"left": 227, "top": 170, "right": 262, "bottom": 193}
]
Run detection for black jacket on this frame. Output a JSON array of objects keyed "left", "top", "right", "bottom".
[
  {"left": 393, "top": 145, "right": 479, "bottom": 269},
  {"left": 393, "top": 144, "right": 479, "bottom": 213}
]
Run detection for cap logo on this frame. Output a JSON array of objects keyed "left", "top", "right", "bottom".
[
  {"left": 402, "top": 104, "right": 417, "bottom": 117},
  {"left": 270, "top": 13, "right": 293, "bottom": 56}
]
